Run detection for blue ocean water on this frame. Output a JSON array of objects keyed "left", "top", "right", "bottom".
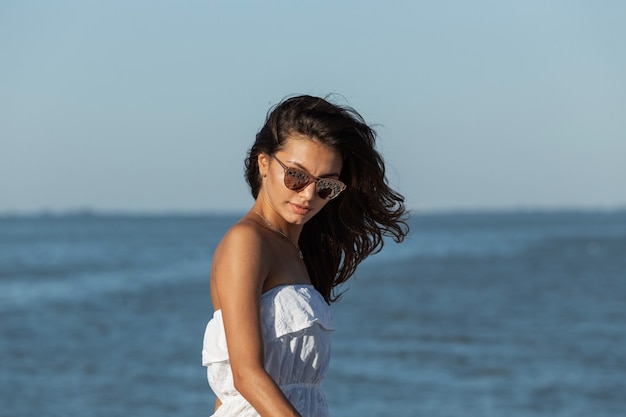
[{"left": 1, "top": 210, "right": 625, "bottom": 416}]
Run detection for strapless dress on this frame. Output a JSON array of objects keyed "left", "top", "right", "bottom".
[{"left": 202, "top": 284, "right": 335, "bottom": 416}]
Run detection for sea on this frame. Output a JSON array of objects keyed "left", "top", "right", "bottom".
[{"left": 1, "top": 210, "right": 625, "bottom": 417}]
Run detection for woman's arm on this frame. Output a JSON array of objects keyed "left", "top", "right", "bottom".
[
  {"left": 214, "top": 397, "right": 221, "bottom": 413},
  {"left": 211, "top": 221, "right": 301, "bottom": 417}
]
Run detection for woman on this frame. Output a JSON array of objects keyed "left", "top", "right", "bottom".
[{"left": 202, "top": 95, "right": 408, "bottom": 416}]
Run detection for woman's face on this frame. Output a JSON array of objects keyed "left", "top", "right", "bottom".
[{"left": 258, "top": 135, "right": 343, "bottom": 225}]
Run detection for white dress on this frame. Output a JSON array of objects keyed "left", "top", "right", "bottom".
[{"left": 202, "top": 284, "right": 335, "bottom": 417}]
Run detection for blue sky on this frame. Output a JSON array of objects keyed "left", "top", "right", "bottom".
[{"left": 2, "top": 1, "right": 625, "bottom": 213}]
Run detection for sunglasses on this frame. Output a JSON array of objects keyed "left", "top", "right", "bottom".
[{"left": 272, "top": 155, "right": 347, "bottom": 200}]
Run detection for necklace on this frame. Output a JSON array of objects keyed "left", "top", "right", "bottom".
[{"left": 253, "top": 211, "right": 304, "bottom": 259}]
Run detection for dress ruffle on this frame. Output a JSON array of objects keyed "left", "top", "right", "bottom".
[
  {"left": 202, "top": 285, "right": 334, "bottom": 366},
  {"left": 261, "top": 284, "right": 335, "bottom": 341},
  {"left": 202, "top": 310, "right": 228, "bottom": 364}
]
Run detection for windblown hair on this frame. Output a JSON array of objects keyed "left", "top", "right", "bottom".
[{"left": 245, "top": 95, "right": 409, "bottom": 303}]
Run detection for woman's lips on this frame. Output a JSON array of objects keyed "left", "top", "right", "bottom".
[{"left": 290, "top": 202, "right": 312, "bottom": 215}]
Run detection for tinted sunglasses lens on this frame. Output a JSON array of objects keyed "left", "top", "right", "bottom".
[
  {"left": 284, "top": 168, "right": 311, "bottom": 190},
  {"left": 316, "top": 179, "right": 345, "bottom": 200},
  {"left": 317, "top": 187, "right": 332, "bottom": 199}
]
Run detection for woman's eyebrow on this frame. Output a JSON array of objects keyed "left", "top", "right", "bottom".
[{"left": 287, "top": 160, "right": 340, "bottom": 178}]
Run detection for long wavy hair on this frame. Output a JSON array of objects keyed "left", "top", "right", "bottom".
[{"left": 245, "top": 95, "right": 409, "bottom": 303}]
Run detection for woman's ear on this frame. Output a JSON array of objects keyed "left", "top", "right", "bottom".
[{"left": 258, "top": 153, "right": 270, "bottom": 177}]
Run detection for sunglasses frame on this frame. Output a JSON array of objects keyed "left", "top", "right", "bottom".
[{"left": 272, "top": 155, "right": 347, "bottom": 200}]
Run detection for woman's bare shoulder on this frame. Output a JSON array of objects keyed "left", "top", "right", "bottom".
[
  {"left": 211, "top": 217, "right": 270, "bottom": 308},
  {"left": 218, "top": 217, "right": 267, "bottom": 252}
]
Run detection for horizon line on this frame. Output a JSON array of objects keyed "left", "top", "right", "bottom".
[{"left": 1, "top": 204, "right": 625, "bottom": 218}]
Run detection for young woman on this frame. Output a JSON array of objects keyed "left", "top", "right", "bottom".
[{"left": 202, "top": 95, "right": 408, "bottom": 416}]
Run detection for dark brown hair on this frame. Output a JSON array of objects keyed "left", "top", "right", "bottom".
[{"left": 245, "top": 95, "right": 409, "bottom": 303}]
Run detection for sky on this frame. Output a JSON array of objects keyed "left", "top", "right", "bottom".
[{"left": 2, "top": 1, "right": 625, "bottom": 214}]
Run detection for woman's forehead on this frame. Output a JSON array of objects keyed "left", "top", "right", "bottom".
[{"left": 278, "top": 137, "right": 343, "bottom": 176}]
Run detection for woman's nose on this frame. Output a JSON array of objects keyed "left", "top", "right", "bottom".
[{"left": 298, "top": 181, "right": 318, "bottom": 200}]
